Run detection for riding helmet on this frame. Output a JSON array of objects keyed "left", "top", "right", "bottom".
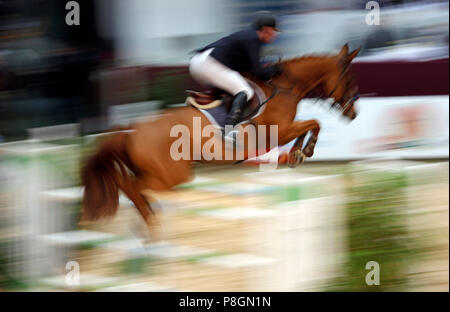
[{"left": 252, "top": 12, "right": 280, "bottom": 32}]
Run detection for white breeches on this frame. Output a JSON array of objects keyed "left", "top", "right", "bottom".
[{"left": 189, "top": 48, "right": 254, "bottom": 99}]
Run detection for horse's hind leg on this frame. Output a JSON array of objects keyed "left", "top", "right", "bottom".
[
  {"left": 118, "top": 175, "right": 159, "bottom": 242},
  {"left": 133, "top": 191, "right": 161, "bottom": 243},
  {"left": 129, "top": 165, "right": 191, "bottom": 241}
]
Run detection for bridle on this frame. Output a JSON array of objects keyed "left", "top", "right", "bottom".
[
  {"left": 244, "top": 57, "right": 360, "bottom": 124},
  {"left": 327, "top": 59, "right": 360, "bottom": 115}
]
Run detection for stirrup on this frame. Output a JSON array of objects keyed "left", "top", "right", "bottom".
[{"left": 221, "top": 127, "right": 238, "bottom": 143}]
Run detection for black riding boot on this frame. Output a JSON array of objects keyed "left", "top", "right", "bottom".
[
  {"left": 222, "top": 91, "right": 248, "bottom": 141},
  {"left": 224, "top": 91, "right": 247, "bottom": 127}
]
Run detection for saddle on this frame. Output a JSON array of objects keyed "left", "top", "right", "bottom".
[
  {"left": 185, "top": 79, "right": 267, "bottom": 129},
  {"left": 185, "top": 82, "right": 264, "bottom": 114},
  {"left": 185, "top": 88, "right": 227, "bottom": 109}
]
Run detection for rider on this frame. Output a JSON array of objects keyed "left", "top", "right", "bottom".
[{"left": 189, "top": 12, "right": 282, "bottom": 139}]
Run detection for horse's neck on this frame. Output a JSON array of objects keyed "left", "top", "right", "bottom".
[
  {"left": 283, "top": 57, "right": 334, "bottom": 94},
  {"left": 249, "top": 57, "right": 335, "bottom": 125},
  {"left": 259, "top": 58, "right": 332, "bottom": 108},
  {"left": 252, "top": 80, "right": 300, "bottom": 124}
]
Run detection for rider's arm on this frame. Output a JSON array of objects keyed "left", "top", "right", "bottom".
[{"left": 244, "top": 40, "right": 282, "bottom": 80}]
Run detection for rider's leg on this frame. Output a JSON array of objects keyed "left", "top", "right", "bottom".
[
  {"left": 189, "top": 49, "right": 254, "bottom": 128},
  {"left": 224, "top": 91, "right": 247, "bottom": 127}
]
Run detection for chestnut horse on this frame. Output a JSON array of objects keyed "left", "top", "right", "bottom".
[{"left": 81, "top": 44, "right": 360, "bottom": 233}]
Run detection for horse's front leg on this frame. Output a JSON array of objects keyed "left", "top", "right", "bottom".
[
  {"left": 281, "top": 119, "right": 320, "bottom": 167},
  {"left": 302, "top": 130, "right": 319, "bottom": 158},
  {"left": 287, "top": 134, "right": 307, "bottom": 167}
]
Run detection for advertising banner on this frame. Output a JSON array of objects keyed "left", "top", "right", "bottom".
[{"left": 278, "top": 96, "right": 449, "bottom": 160}]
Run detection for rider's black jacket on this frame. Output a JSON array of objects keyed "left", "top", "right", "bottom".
[{"left": 195, "top": 28, "right": 281, "bottom": 81}]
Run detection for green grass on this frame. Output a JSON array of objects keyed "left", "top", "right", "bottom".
[{"left": 327, "top": 172, "right": 422, "bottom": 291}]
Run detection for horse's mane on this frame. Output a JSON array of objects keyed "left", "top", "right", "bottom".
[{"left": 281, "top": 54, "right": 336, "bottom": 66}]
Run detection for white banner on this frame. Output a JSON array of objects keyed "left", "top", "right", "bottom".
[{"left": 278, "top": 96, "right": 449, "bottom": 160}]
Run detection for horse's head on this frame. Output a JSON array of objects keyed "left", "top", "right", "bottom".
[{"left": 322, "top": 44, "right": 360, "bottom": 121}]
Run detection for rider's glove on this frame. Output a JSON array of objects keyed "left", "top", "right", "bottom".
[{"left": 267, "top": 64, "right": 283, "bottom": 78}]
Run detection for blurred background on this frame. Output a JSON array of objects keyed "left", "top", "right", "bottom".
[{"left": 0, "top": 0, "right": 448, "bottom": 291}]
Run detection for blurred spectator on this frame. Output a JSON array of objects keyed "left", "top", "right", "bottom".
[{"left": 0, "top": 0, "right": 112, "bottom": 140}]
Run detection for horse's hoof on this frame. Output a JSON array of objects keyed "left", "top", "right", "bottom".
[
  {"left": 288, "top": 149, "right": 306, "bottom": 168},
  {"left": 303, "top": 144, "right": 315, "bottom": 157},
  {"left": 303, "top": 136, "right": 317, "bottom": 157},
  {"left": 278, "top": 152, "right": 289, "bottom": 165},
  {"left": 146, "top": 218, "right": 162, "bottom": 242}
]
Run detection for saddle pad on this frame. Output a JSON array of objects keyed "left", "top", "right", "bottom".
[{"left": 197, "top": 80, "right": 268, "bottom": 129}]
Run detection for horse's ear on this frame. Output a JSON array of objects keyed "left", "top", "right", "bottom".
[
  {"left": 347, "top": 46, "right": 361, "bottom": 63},
  {"left": 338, "top": 43, "right": 349, "bottom": 59}
]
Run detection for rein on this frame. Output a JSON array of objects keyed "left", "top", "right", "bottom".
[
  {"left": 243, "top": 57, "right": 359, "bottom": 123},
  {"left": 239, "top": 80, "right": 280, "bottom": 122},
  {"left": 276, "top": 59, "right": 359, "bottom": 114},
  {"left": 241, "top": 69, "right": 311, "bottom": 124},
  {"left": 327, "top": 60, "right": 360, "bottom": 113}
]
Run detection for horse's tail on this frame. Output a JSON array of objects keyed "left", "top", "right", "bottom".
[{"left": 80, "top": 132, "right": 132, "bottom": 221}]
